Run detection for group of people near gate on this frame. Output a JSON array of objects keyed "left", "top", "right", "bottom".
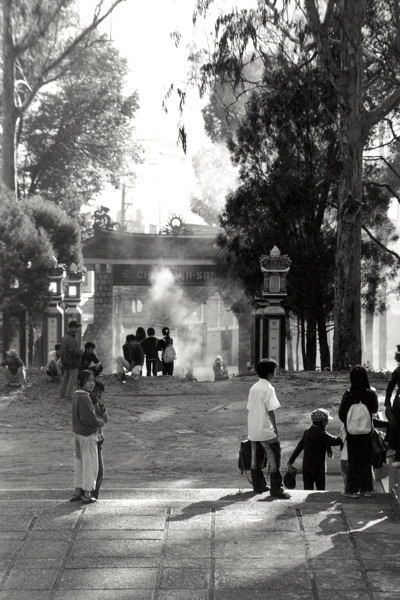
[
  {"left": 246, "top": 356, "right": 400, "bottom": 498},
  {"left": 116, "top": 326, "right": 176, "bottom": 382}
]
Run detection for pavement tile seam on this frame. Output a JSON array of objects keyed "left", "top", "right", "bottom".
[
  {"left": 208, "top": 507, "right": 216, "bottom": 600},
  {"left": 0, "top": 508, "right": 41, "bottom": 593},
  {"left": 295, "top": 509, "right": 319, "bottom": 599},
  {"left": 339, "top": 506, "right": 375, "bottom": 600},
  {"left": 153, "top": 506, "right": 170, "bottom": 600},
  {"left": 48, "top": 505, "right": 87, "bottom": 600}
]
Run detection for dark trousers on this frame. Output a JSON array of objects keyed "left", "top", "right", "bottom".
[
  {"left": 162, "top": 361, "right": 174, "bottom": 376},
  {"left": 303, "top": 470, "right": 326, "bottom": 491},
  {"left": 93, "top": 441, "right": 104, "bottom": 499},
  {"left": 146, "top": 359, "right": 157, "bottom": 377},
  {"left": 250, "top": 467, "right": 268, "bottom": 494},
  {"left": 346, "top": 433, "right": 373, "bottom": 493}
]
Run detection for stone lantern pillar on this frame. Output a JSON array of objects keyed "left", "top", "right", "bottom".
[
  {"left": 63, "top": 264, "right": 85, "bottom": 347},
  {"left": 41, "top": 263, "right": 65, "bottom": 365},
  {"left": 253, "top": 246, "right": 291, "bottom": 368}
]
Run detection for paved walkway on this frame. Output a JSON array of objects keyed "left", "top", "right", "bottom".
[{"left": 0, "top": 489, "right": 399, "bottom": 599}]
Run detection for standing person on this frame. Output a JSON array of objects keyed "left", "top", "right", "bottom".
[
  {"left": 90, "top": 380, "right": 108, "bottom": 500},
  {"left": 135, "top": 327, "right": 146, "bottom": 345},
  {"left": 60, "top": 320, "right": 82, "bottom": 401},
  {"left": 70, "top": 370, "right": 103, "bottom": 504},
  {"left": 141, "top": 327, "right": 159, "bottom": 377},
  {"left": 287, "top": 409, "right": 343, "bottom": 491},
  {"left": 158, "top": 327, "right": 176, "bottom": 376},
  {"left": 1, "top": 349, "right": 27, "bottom": 387},
  {"left": 339, "top": 365, "right": 378, "bottom": 498},
  {"left": 384, "top": 345, "right": 400, "bottom": 466},
  {"left": 247, "top": 359, "right": 290, "bottom": 499},
  {"left": 80, "top": 342, "right": 103, "bottom": 376}
]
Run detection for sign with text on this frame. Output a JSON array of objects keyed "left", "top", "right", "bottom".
[{"left": 113, "top": 264, "right": 218, "bottom": 286}]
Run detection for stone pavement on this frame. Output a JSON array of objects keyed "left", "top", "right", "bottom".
[{"left": 0, "top": 488, "right": 399, "bottom": 600}]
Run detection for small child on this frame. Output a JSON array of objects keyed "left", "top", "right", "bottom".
[
  {"left": 90, "top": 380, "right": 108, "bottom": 500},
  {"left": 288, "top": 409, "right": 343, "bottom": 491}
]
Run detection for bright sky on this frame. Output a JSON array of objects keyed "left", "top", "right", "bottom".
[{"left": 80, "top": 0, "right": 254, "bottom": 230}]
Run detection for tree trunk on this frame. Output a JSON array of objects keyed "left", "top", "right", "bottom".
[
  {"left": 1, "top": 0, "right": 18, "bottom": 192},
  {"left": 317, "top": 316, "right": 331, "bottom": 371},
  {"left": 379, "top": 280, "right": 387, "bottom": 370},
  {"left": 300, "top": 315, "right": 306, "bottom": 369},
  {"left": 304, "top": 318, "right": 317, "bottom": 371},
  {"left": 285, "top": 312, "right": 294, "bottom": 372},
  {"left": 295, "top": 318, "right": 300, "bottom": 371},
  {"left": 364, "top": 309, "right": 374, "bottom": 368},
  {"left": 332, "top": 0, "right": 366, "bottom": 370}
]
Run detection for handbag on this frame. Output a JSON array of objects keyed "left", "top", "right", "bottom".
[
  {"left": 371, "top": 428, "right": 389, "bottom": 469},
  {"left": 283, "top": 465, "right": 297, "bottom": 489},
  {"left": 155, "top": 358, "right": 163, "bottom": 373},
  {"left": 238, "top": 439, "right": 267, "bottom": 472}
]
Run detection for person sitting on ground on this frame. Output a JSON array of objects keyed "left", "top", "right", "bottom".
[
  {"left": 45, "top": 343, "right": 62, "bottom": 381},
  {"left": 287, "top": 408, "right": 343, "bottom": 491},
  {"left": 157, "top": 327, "right": 176, "bottom": 376},
  {"left": 60, "top": 320, "right": 82, "bottom": 402},
  {"left": 80, "top": 341, "right": 103, "bottom": 376},
  {"left": 185, "top": 361, "right": 197, "bottom": 382},
  {"left": 90, "top": 380, "right": 108, "bottom": 500},
  {"left": 141, "top": 327, "right": 159, "bottom": 377},
  {"left": 213, "top": 355, "right": 229, "bottom": 381},
  {"left": 339, "top": 365, "right": 378, "bottom": 498},
  {"left": 247, "top": 358, "right": 290, "bottom": 498},
  {"left": 1, "top": 349, "right": 27, "bottom": 387},
  {"left": 70, "top": 369, "right": 103, "bottom": 504},
  {"left": 117, "top": 334, "right": 144, "bottom": 382}
]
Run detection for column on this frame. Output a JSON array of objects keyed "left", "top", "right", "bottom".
[{"left": 93, "top": 263, "right": 114, "bottom": 373}]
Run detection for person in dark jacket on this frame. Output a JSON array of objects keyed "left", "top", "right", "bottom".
[
  {"left": 384, "top": 345, "right": 400, "bottom": 465},
  {"left": 117, "top": 334, "right": 144, "bottom": 382},
  {"left": 339, "top": 365, "right": 378, "bottom": 498},
  {"left": 141, "top": 327, "right": 159, "bottom": 376},
  {"left": 135, "top": 327, "right": 146, "bottom": 345},
  {"left": 60, "top": 320, "right": 82, "bottom": 401},
  {"left": 70, "top": 370, "right": 103, "bottom": 504},
  {"left": 287, "top": 409, "right": 343, "bottom": 490},
  {"left": 79, "top": 342, "right": 103, "bottom": 376},
  {"left": 157, "top": 327, "right": 174, "bottom": 376}
]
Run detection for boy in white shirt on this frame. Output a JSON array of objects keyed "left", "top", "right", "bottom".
[{"left": 247, "top": 359, "right": 290, "bottom": 498}]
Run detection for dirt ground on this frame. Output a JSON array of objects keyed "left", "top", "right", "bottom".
[{"left": 0, "top": 370, "right": 389, "bottom": 490}]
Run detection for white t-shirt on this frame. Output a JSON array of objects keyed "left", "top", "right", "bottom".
[{"left": 247, "top": 378, "right": 281, "bottom": 441}]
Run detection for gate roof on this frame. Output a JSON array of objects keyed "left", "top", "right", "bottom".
[{"left": 83, "top": 231, "right": 218, "bottom": 261}]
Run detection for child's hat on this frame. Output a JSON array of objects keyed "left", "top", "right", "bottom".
[{"left": 311, "top": 408, "right": 332, "bottom": 422}]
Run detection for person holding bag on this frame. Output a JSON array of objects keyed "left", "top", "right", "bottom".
[{"left": 339, "top": 365, "right": 378, "bottom": 498}]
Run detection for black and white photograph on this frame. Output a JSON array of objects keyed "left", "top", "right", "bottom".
[{"left": 1, "top": 0, "right": 400, "bottom": 597}]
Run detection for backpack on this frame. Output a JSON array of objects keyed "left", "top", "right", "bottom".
[
  {"left": 346, "top": 401, "right": 372, "bottom": 435},
  {"left": 163, "top": 344, "right": 176, "bottom": 364}
]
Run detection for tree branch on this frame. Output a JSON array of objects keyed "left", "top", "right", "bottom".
[
  {"left": 35, "top": 0, "right": 125, "bottom": 87},
  {"left": 15, "top": 0, "right": 66, "bottom": 54},
  {"left": 362, "top": 225, "right": 400, "bottom": 262},
  {"left": 363, "top": 87, "right": 400, "bottom": 137}
]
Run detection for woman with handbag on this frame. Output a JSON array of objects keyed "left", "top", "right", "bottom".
[{"left": 339, "top": 366, "right": 378, "bottom": 498}]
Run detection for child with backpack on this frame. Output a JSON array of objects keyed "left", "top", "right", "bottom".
[
  {"left": 157, "top": 327, "right": 176, "bottom": 376},
  {"left": 287, "top": 409, "right": 343, "bottom": 491},
  {"left": 339, "top": 365, "right": 378, "bottom": 498}
]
